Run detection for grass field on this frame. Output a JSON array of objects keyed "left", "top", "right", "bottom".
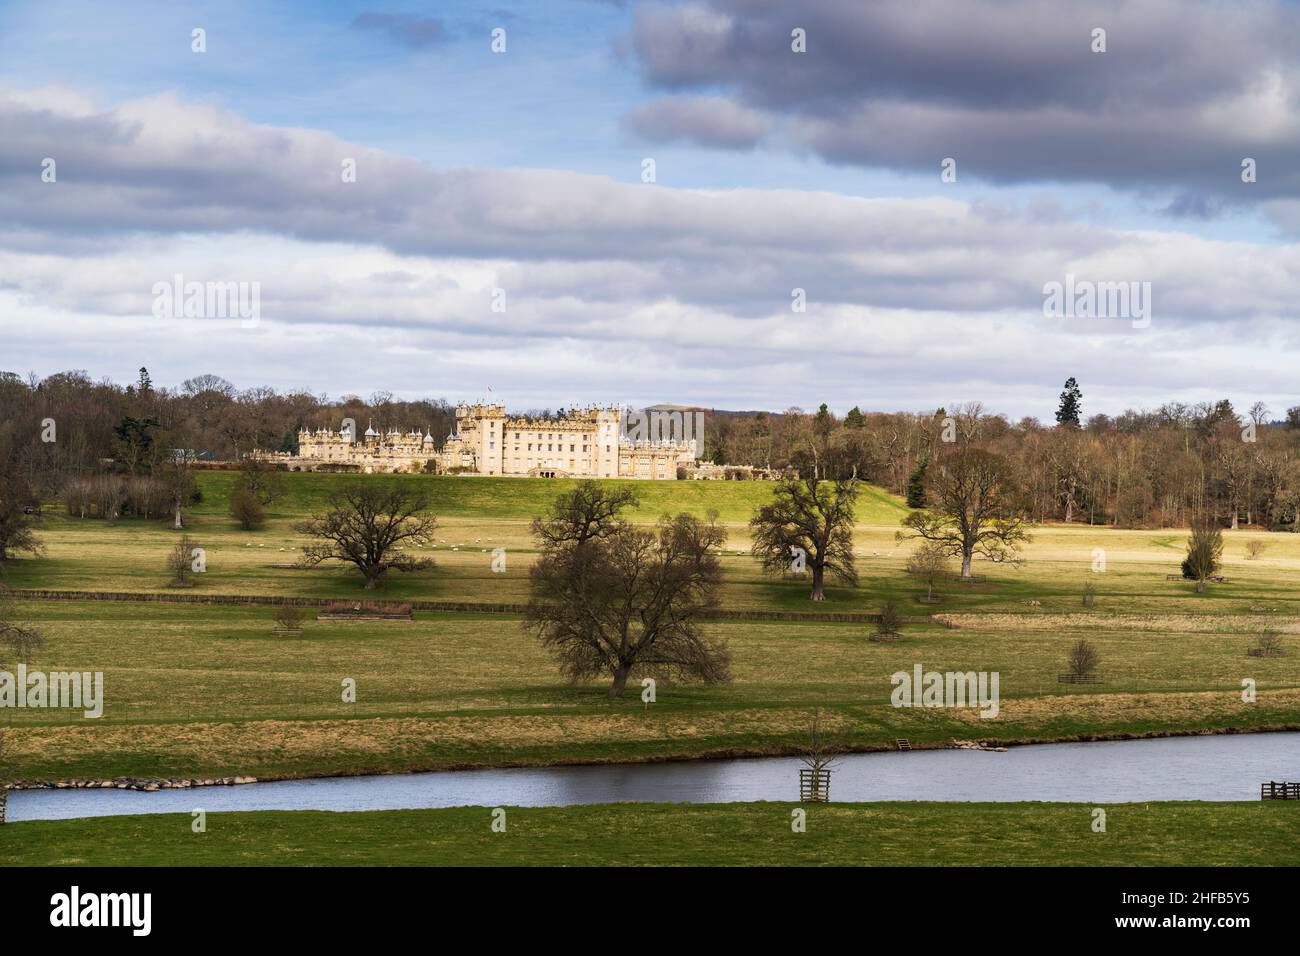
[
  {"left": 2, "top": 802, "right": 1295, "bottom": 866},
  {"left": 2, "top": 472, "right": 1299, "bottom": 784}
]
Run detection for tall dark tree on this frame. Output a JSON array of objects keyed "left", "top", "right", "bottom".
[
  {"left": 297, "top": 483, "right": 436, "bottom": 588},
  {"left": 526, "top": 482, "right": 730, "bottom": 699},
  {"left": 112, "top": 415, "right": 159, "bottom": 476},
  {"left": 750, "top": 475, "right": 859, "bottom": 601},
  {"left": 0, "top": 470, "right": 42, "bottom": 563},
  {"left": 906, "top": 457, "right": 929, "bottom": 508},
  {"left": 1055, "top": 377, "right": 1083, "bottom": 428}
]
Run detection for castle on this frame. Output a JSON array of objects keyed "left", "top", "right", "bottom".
[{"left": 260, "top": 403, "right": 699, "bottom": 479}]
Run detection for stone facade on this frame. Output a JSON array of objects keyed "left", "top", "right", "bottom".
[
  {"left": 441, "top": 403, "right": 696, "bottom": 480},
  {"left": 261, "top": 424, "right": 437, "bottom": 474},
  {"left": 255, "top": 404, "right": 697, "bottom": 479}
]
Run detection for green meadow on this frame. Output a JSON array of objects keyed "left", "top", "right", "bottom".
[
  {"left": 2, "top": 802, "right": 1295, "bottom": 867},
  {"left": 2, "top": 472, "right": 1299, "bottom": 784}
]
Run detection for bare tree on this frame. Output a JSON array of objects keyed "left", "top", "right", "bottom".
[
  {"left": 871, "top": 601, "right": 902, "bottom": 641},
  {"left": 297, "top": 483, "right": 436, "bottom": 589},
  {"left": 157, "top": 449, "right": 196, "bottom": 530},
  {"left": 750, "top": 475, "right": 859, "bottom": 601},
  {"left": 905, "top": 542, "right": 950, "bottom": 602},
  {"left": 237, "top": 456, "right": 284, "bottom": 506},
  {"left": 0, "top": 583, "right": 45, "bottom": 665},
  {"left": 1249, "top": 631, "right": 1284, "bottom": 657},
  {"left": 273, "top": 605, "right": 306, "bottom": 633},
  {"left": 526, "top": 482, "right": 730, "bottom": 699},
  {"left": 798, "top": 712, "right": 837, "bottom": 802},
  {"left": 1066, "top": 638, "right": 1100, "bottom": 678},
  {"left": 1245, "top": 540, "right": 1268, "bottom": 560},
  {"left": 897, "top": 447, "right": 1030, "bottom": 578},
  {"left": 168, "top": 534, "right": 201, "bottom": 586}
]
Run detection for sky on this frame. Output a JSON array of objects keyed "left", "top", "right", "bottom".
[{"left": 1, "top": 0, "right": 1299, "bottom": 420}]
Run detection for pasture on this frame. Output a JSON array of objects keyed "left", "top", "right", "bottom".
[{"left": 2, "top": 472, "right": 1299, "bottom": 784}]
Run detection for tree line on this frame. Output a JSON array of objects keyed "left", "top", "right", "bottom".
[{"left": 708, "top": 387, "right": 1300, "bottom": 531}]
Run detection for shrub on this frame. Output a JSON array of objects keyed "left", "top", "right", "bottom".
[
  {"left": 1248, "top": 631, "right": 1284, "bottom": 658},
  {"left": 273, "top": 606, "right": 305, "bottom": 632},
  {"left": 229, "top": 489, "right": 266, "bottom": 530},
  {"left": 870, "top": 601, "right": 902, "bottom": 642}
]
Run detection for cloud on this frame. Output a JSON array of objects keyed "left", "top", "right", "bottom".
[
  {"left": 3, "top": 86, "right": 1299, "bottom": 416},
  {"left": 622, "top": 95, "right": 768, "bottom": 148},
  {"left": 350, "top": 12, "right": 448, "bottom": 49},
  {"left": 626, "top": 0, "right": 1300, "bottom": 204}
]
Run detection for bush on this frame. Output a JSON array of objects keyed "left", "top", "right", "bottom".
[
  {"left": 273, "top": 606, "right": 306, "bottom": 631},
  {"left": 1248, "top": 631, "right": 1284, "bottom": 658},
  {"left": 229, "top": 489, "right": 266, "bottom": 530},
  {"left": 870, "top": 601, "right": 902, "bottom": 642},
  {"left": 1183, "top": 522, "right": 1223, "bottom": 592}
]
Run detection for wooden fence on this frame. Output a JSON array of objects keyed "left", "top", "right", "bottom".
[
  {"left": 799, "top": 768, "right": 832, "bottom": 803},
  {"left": 9, "top": 589, "right": 917, "bottom": 624},
  {"left": 1261, "top": 781, "right": 1300, "bottom": 800},
  {"left": 1057, "top": 674, "right": 1105, "bottom": 684}
]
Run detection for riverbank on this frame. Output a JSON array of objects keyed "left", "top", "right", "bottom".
[
  {"left": 3, "top": 802, "right": 1296, "bottom": 866},
  {"left": 7, "top": 723, "right": 1299, "bottom": 791}
]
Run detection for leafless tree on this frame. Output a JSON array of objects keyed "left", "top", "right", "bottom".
[
  {"left": 237, "top": 456, "right": 284, "bottom": 505},
  {"left": 526, "top": 482, "right": 730, "bottom": 699},
  {"left": 1066, "top": 638, "right": 1100, "bottom": 678},
  {"left": 297, "top": 483, "right": 436, "bottom": 589},
  {"left": 750, "top": 475, "right": 859, "bottom": 600},
  {"left": 273, "top": 605, "right": 306, "bottom": 632},
  {"left": 906, "top": 542, "right": 950, "bottom": 602},
  {"left": 168, "top": 534, "right": 201, "bottom": 586},
  {"left": 1250, "top": 631, "right": 1284, "bottom": 658},
  {"left": 0, "top": 583, "right": 45, "bottom": 665},
  {"left": 898, "top": 447, "right": 1030, "bottom": 578}
]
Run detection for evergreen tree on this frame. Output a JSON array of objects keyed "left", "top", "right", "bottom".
[
  {"left": 844, "top": 406, "right": 865, "bottom": 429},
  {"left": 906, "top": 457, "right": 929, "bottom": 508},
  {"left": 1055, "top": 377, "right": 1082, "bottom": 427}
]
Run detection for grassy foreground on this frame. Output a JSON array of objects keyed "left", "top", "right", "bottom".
[{"left": 3, "top": 802, "right": 1296, "bottom": 866}]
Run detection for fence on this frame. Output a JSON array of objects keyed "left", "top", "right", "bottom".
[
  {"left": 1260, "top": 781, "right": 1300, "bottom": 800},
  {"left": 9, "top": 589, "right": 919, "bottom": 623},
  {"left": 799, "top": 767, "right": 832, "bottom": 803}
]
